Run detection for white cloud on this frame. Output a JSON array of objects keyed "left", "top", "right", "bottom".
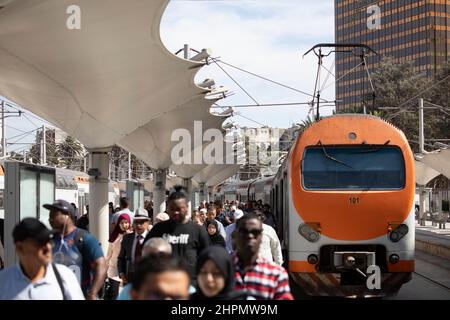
[{"left": 161, "top": 0, "right": 336, "bottom": 128}]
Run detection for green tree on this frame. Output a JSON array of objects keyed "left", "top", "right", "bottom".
[
  {"left": 366, "top": 57, "right": 450, "bottom": 153},
  {"left": 56, "top": 136, "right": 84, "bottom": 170}
]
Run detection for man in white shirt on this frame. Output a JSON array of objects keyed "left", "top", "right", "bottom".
[
  {"left": 254, "top": 210, "right": 283, "bottom": 265},
  {"left": 225, "top": 209, "right": 244, "bottom": 254},
  {"left": 0, "top": 218, "right": 84, "bottom": 300}
]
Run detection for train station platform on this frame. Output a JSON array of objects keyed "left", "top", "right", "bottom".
[{"left": 416, "top": 221, "right": 450, "bottom": 260}]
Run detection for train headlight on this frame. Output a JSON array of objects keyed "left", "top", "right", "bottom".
[
  {"left": 307, "top": 254, "right": 319, "bottom": 265},
  {"left": 389, "top": 254, "right": 400, "bottom": 264},
  {"left": 389, "top": 224, "right": 409, "bottom": 242},
  {"left": 298, "top": 223, "right": 321, "bottom": 243}
]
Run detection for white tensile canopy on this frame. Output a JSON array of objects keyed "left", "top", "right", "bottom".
[
  {"left": 414, "top": 159, "right": 441, "bottom": 186},
  {"left": 118, "top": 96, "right": 229, "bottom": 170},
  {"left": 0, "top": 0, "right": 235, "bottom": 253},
  {"left": 415, "top": 149, "right": 450, "bottom": 181}
]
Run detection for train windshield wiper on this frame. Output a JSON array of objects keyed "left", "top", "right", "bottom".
[
  {"left": 350, "top": 140, "right": 391, "bottom": 154},
  {"left": 317, "top": 141, "right": 353, "bottom": 169}
]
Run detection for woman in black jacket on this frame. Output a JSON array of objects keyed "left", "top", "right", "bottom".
[
  {"left": 191, "top": 246, "right": 243, "bottom": 300},
  {"left": 205, "top": 220, "right": 225, "bottom": 247}
]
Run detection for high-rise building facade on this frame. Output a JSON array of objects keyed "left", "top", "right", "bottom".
[{"left": 335, "top": 0, "right": 449, "bottom": 112}]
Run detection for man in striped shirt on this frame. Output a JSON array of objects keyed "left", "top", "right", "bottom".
[{"left": 232, "top": 212, "right": 293, "bottom": 300}]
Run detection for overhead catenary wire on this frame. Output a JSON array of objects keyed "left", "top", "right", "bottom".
[
  {"left": 398, "top": 75, "right": 450, "bottom": 109},
  {"left": 7, "top": 127, "right": 40, "bottom": 142},
  {"left": 210, "top": 57, "right": 260, "bottom": 105},
  {"left": 321, "top": 60, "right": 365, "bottom": 92},
  {"left": 211, "top": 102, "right": 337, "bottom": 108},
  {"left": 5, "top": 125, "right": 27, "bottom": 133},
  {"left": 233, "top": 113, "right": 267, "bottom": 127},
  {"left": 22, "top": 113, "right": 41, "bottom": 129},
  {"left": 2, "top": 98, "right": 52, "bottom": 125},
  {"left": 214, "top": 59, "right": 328, "bottom": 101}
]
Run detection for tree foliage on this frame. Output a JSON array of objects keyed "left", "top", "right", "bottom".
[{"left": 365, "top": 57, "right": 450, "bottom": 153}]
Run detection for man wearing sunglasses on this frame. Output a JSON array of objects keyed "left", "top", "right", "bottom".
[
  {"left": 0, "top": 218, "right": 84, "bottom": 300},
  {"left": 118, "top": 210, "right": 150, "bottom": 284},
  {"left": 233, "top": 212, "right": 293, "bottom": 300}
]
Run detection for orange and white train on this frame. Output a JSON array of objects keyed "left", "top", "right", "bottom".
[{"left": 216, "top": 114, "right": 415, "bottom": 298}]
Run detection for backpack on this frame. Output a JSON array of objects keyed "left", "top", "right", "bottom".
[
  {"left": 74, "top": 228, "right": 88, "bottom": 257},
  {"left": 73, "top": 228, "right": 92, "bottom": 289}
]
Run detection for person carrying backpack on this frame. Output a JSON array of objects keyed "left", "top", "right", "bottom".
[{"left": 45, "top": 200, "right": 107, "bottom": 300}]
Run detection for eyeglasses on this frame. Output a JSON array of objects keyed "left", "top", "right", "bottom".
[
  {"left": 238, "top": 228, "right": 262, "bottom": 237},
  {"left": 134, "top": 220, "right": 148, "bottom": 225}
]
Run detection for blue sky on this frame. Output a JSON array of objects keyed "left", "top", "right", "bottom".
[{"left": 2, "top": 0, "right": 336, "bottom": 154}]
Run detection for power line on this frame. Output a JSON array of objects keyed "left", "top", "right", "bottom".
[
  {"left": 399, "top": 75, "right": 450, "bottom": 109},
  {"left": 7, "top": 127, "right": 40, "bottom": 142},
  {"left": 2, "top": 99, "right": 51, "bottom": 125},
  {"left": 22, "top": 113, "right": 41, "bottom": 129},
  {"left": 210, "top": 57, "right": 260, "bottom": 105},
  {"left": 215, "top": 59, "right": 325, "bottom": 101},
  {"left": 211, "top": 102, "right": 337, "bottom": 108},
  {"left": 5, "top": 125, "right": 27, "bottom": 133},
  {"left": 233, "top": 113, "right": 266, "bottom": 127}
]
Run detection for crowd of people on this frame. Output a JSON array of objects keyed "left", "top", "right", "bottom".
[{"left": 0, "top": 187, "right": 293, "bottom": 300}]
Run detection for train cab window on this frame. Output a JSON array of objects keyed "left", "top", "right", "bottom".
[{"left": 302, "top": 146, "right": 406, "bottom": 190}]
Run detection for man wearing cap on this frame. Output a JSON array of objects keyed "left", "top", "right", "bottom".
[
  {"left": 225, "top": 209, "right": 244, "bottom": 254},
  {"left": 0, "top": 218, "right": 84, "bottom": 300},
  {"left": 117, "top": 209, "right": 150, "bottom": 284},
  {"left": 45, "top": 199, "right": 106, "bottom": 300}
]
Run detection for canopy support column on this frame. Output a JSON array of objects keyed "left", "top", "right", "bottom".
[
  {"left": 199, "top": 182, "right": 206, "bottom": 203},
  {"left": 182, "top": 178, "right": 194, "bottom": 217},
  {"left": 88, "top": 147, "right": 111, "bottom": 255},
  {"left": 153, "top": 169, "right": 167, "bottom": 214},
  {"left": 419, "top": 185, "right": 427, "bottom": 226}
]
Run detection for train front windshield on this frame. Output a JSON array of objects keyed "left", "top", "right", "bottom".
[{"left": 302, "top": 145, "right": 406, "bottom": 190}]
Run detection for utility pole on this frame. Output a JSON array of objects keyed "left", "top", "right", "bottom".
[
  {"left": 418, "top": 98, "right": 425, "bottom": 153},
  {"left": 128, "top": 152, "right": 132, "bottom": 180},
  {"left": 1, "top": 100, "right": 5, "bottom": 158},
  {"left": 183, "top": 44, "right": 190, "bottom": 60},
  {"left": 40, "top": 125, "right": 46, "bottom": 165}
]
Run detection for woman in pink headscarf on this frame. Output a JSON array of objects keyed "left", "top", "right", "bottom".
[{"left": 105, "top": 214, "right": 131, "bottom": 300}]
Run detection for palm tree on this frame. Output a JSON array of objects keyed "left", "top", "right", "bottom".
[
  {"left": 56, "top": 136, "right": 84, "bottom": 170},
  {"left": 295, "top": 115, "right": 316, "bottom": 135}
]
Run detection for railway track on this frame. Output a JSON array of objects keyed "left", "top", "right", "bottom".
[{"left": 413, "top": 271, "right": 450, "bottom": 293}]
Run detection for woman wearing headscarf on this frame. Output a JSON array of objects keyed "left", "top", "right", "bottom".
[
  {"left": 105, "top": 213, "right": 131, "bottom": 300},
  {"left": 205, "top": 219, "right": 226, "bottom": 247},
  {"left": 191, "top": 246, "right": 242, "bottom": 300}
]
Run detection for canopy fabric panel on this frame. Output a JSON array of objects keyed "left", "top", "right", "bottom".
[
  {"left": 416, "top": 149, "right": 450, "bottom": 180},
  {"left": 0, "top": 0, "right": 207, "bottom": 148},
  {"left": 206, "top": 165, "right": 241, "bottom": 187},
  {"left": 118, "top": 96, "right": 228, "bottom": 169},
  {"left": 414, "top": 159, "right": 441, "bottom": 186}
]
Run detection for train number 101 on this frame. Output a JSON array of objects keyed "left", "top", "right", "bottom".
[{"left": 349, "top": 197, "right": 360, "bottom": 205}]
